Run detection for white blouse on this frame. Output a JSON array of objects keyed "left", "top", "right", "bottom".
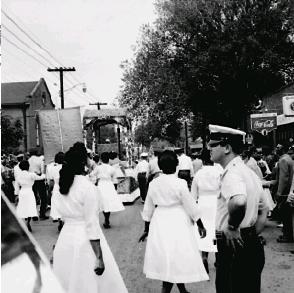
[
  {"left": 142, "top": 173, "right": 200, "bottom": 222},
  {"left": 55, "top": 175, "right": 101, "bottom": 240}
]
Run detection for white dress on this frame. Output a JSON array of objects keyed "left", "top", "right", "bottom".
[
  {"left": 191, "top": 165, "right": 222, "bottom": 252},
  {"left": 92, "top": 164, "right": 125, "bottom": 213},
  {"left": 142, "top": 174, "right": 209, "bottom": 283},
  {"left": 53, "top": 175, "right": 128, "bottom": 293},
  {"left": 49, "top": 164, "right": 62, "bottom": 220},
  {"left": 15, "top": 171, "right": 45, "bottom": 218}
]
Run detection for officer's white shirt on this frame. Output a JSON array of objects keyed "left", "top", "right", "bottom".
[
  {"left": 216, "top": 156, "right": 267, "bottom": 231},
  {"left": 177, "top": 154, "right": 194, "bottom": 175}
]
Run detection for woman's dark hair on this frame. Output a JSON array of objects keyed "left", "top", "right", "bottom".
[
  {"left": 93, "top": 154, "right": 100, "bottom": 163},
  {"left": 200, "top": 149, "right": 213, "bottom": 165},
  {"left": 19, "top": 160, "right": 29, "bottom": 171},
  {"left": 59, "top": 142, "right": 88, "bottom": 195},
  {"left": 101, "top": 152, "right": 109, "bottom": 164},
  {"left": 158, "top": 150, "right": 178, "bottom": 174},
  {"left": 54, "top": 152, "right": 65, "bottom": 164}
]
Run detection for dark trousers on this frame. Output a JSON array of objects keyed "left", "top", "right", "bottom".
[
  {"left": 278, "top": 197, "right": 294, "bottom": 239},
  {"left": 178, "top": 170, "right": 191, "bottom": 189},
  {"left": 137, "top": 172, "right": 147, "bottom": 201},
  {"left": 32, "top": 180, "right": 47, "bottom": 217},
  {"left": 215, "top": 228, "right": 265, "bottom": 293}
]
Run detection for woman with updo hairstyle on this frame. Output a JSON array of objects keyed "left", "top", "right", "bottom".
[
  {"left": 15, "top": 160, "right": 46, "bottom": 232},
  {"left": 53, "top": 143, "right": 128, "bottom": 293},
  {"left": 90, "top": 152, "right": 124, "bottom": 229},
  {"left": 139, "top": 150, "right": 209, "bottom": 293}
]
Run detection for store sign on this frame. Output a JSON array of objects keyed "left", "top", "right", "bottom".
[
  {"left": 282, "top": 95, "right": 294, "bottom": 117},
  {"left": 250, "top": 113, "right": 277, "bottom": 135}
]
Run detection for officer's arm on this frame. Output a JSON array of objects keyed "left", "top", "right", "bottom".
[
  {"left": 227, "top": 195, "right": 246, "bottom": 229},
  {"left": 255, "top": 191, "right": 269, "bottom": 234}
]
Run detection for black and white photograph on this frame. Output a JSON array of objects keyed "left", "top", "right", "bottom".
[{"left": 1, "top": 0, "right": 294, "bottom": 292}]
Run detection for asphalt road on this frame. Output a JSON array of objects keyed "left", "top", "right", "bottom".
[{"left": 31, "top": 200, "right": 294, "bottom": 293}]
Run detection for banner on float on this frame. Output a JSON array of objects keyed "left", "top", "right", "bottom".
[
  {"left": 1, "top": 193, "right": 65, "bottom": 293},
  {"left": 38, "top": 107, "right": 83, "bottom": 165}
]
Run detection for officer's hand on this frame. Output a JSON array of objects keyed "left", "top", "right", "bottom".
[
  {"left": 138, "top": 232, "right": 148, "bottom": 242},
  {"left": 223, "top": 226, "right": 244, "bottom": 252},
  {"left": 94, "top": 258, "right": 105, "bottom": 275},
  {"left": 198, "top": 226, "right": 207, "bottom": 238}
]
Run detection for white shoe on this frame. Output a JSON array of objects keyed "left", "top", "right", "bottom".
[{"left": 277, "top": 223, "right": 283, "bottom": 228}]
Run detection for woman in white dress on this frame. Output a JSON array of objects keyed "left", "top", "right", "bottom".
[
  {"left": 139, "top": 150, "right": 209, "bottom": 293},
  {"left": 90, "top": 152, "right": 124, "bottom": 229},
  {"left": 15, "top": 160, "right": 45, "bottom": 232},
  {"left": 49, "top": 152, "right": 64, "bottom": 232},
  {"left": 191, "top": 149, "right": 223, "bottom": 274},
  {"left": 53, "top": 142, "right": 128, "bottom": 293}
]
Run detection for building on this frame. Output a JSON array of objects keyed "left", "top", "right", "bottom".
[
  {"left": 1, "top": 78, "right": 55, "bottom": 152},
  {"left": 251, "top": 82, "right": 294, "bottom": 149}
]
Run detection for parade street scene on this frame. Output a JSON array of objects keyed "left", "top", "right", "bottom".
[{"left": 1, "top": 1, "right": 294, "bottom": 293}]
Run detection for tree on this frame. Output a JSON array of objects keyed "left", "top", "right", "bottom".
[
  {"left": 1, "top": 115, "right": 24, "bottom": 153},
  {"left": 119, "top": 0, "right": 294, "bottom": 131}
]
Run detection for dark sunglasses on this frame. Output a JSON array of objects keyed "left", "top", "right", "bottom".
[{"left": 208, "top": 142, "right": 222, "bottom": 148}]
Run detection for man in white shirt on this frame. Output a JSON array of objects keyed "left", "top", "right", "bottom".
[
  {"left": 175, "top": 148, "right": 194, "bottom": 189},
  {"left": 208, "top": 124, "right": 268, "bottom": 293},
  {"left": 28, "top": 149, "right": 48, "bottom": 220},
  {"left": 135, "top": 153, "right": 149, "bottom": 202},
  {"left": 148, "top": 151, "right": 161, "bottom": 183}
]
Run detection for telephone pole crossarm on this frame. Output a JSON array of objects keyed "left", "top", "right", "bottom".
[{"left": 47, "top": 67, "right": 76, "bottom": 109}]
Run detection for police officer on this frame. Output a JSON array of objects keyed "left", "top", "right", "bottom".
[{"left": 208, "top": 124, "right": 268, "bottom": 293}]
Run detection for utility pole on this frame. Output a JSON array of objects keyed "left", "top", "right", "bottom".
[
  {"left": 89, "top": 102, "right": 108, "bottom": 110},
  {"left": 47, "top": 67, "right": 76, "bottom": 109}
]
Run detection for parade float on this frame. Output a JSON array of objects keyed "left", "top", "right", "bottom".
[{"left": 37, "top": 106, "right": 139, "bottom": 204}]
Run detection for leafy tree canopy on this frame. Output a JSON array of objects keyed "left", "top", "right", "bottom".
[{"left": 119, "top": 0, "right": 294, "bottom": 132}]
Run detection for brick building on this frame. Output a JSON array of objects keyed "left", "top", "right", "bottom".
[{"left": 1, "top": 78, "right": 55, "bottom": 152}]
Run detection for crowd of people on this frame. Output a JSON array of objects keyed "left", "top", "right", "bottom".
[{"left": 1, "top": 124, "right": 294, "bottom": 293}]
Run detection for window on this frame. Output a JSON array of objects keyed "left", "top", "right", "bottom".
[
  {"left": 41, "top": 92, "right": 46, "bottom": 106},
  {"left": 36, "top": 121, "right": 40, "bottom": 146}
]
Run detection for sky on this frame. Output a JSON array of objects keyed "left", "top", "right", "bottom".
[{"left": 1, "top": 0, "right": 157, "bottom": 109}]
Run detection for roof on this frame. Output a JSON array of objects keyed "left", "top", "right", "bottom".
[
  {"left": 1, "top": 81, "right": 39, "bottom": 104},
  {"left": 83, "top": 108, "right": 127, "bottom": 119}
]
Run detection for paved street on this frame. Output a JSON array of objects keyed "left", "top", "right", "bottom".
[{"left": 31, "top": 200, "right": 294, "bottom": 293}]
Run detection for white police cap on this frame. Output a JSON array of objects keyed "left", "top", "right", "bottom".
[{"left": 208, "top": 124, "right": 246, "bottom": 144}]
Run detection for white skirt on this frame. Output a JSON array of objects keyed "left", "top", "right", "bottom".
[
  {"left": 50, "top": 186, "right": 62, "bottom": 220},
  {"left": 97, "top": 180, "right": 125, "bottom": 213},
  {"left": 53, "top": 221, "right": 128, "bottom": 293},
  {"left": 143, "top": 205, "right": 209, "bottom": 283},
  {"left": 16, "top": 187, "right": 38, "bottom": 218},
  {"left": 195, "top": 195, "right": 217, "bottom": 252},
  {"left": 263, "top": 188, "right": 276, "bottom": 211}
]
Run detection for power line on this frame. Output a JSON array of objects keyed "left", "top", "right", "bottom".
[
  {"left": 2, "top": 24, "right": 57, "bottom": 68},
  {"left": 2, "top": 35, "right": 49, "bottom": 68},
  {"left": 2, "top": 9, "right": 100, "bottom": 105}
]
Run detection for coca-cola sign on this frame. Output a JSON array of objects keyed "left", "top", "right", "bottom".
[{"left": 250, "top": 113, "right": 277, "bottom": 134}]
